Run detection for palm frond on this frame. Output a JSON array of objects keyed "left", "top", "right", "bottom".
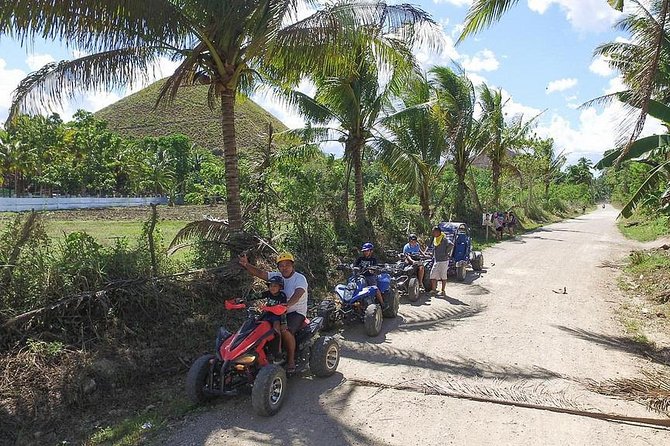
[
  {"left": 596, "top": 134, "right": 670, "bottom": 169},
  {"left": 168, "top": 217, "right": 229, "bottom": 252},
  {"left": 620, "top": 160, "right": 670, "bottom": 217},
  {"left": 457, "top": 0, "right": 521, "bottom": 43},
  {"left": 6, "top": 47, "right": 163, "bottom": 125}
]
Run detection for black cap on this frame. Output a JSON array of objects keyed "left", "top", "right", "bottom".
[
  {"left": 266, "top": 276, "right": 284, "bottom": 287},
  {"left": 408, "top": 233, "right": 417, "bottom": 240},
  {"left": 432, "top": 225, "right": 441, "bottom": 232}
]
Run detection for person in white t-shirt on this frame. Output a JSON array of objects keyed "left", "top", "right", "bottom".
[{"left": 239, "top": 251, "right": 307, "bottom": 373}]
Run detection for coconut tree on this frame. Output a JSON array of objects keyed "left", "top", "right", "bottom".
[
  {"left": 430, "top": 65, "right": 485, "bottom": 220},
  {"left": 477, "top": 84, "right": 540, "bottom": 208},
  {"left": 376, "top": 70, "right": 448, "bottom": 223},
  {"left": 459, "top": 0, "right": 666, "bottom": 164},
  {"left": 458, "top": 0, "right": 625, "bottom": 41},
  {"left": 1, "top": 0, "right": 435, "bottom": 231},
  {"left": 596, "top": 97, "right": 670, "bottom": 217},
  {"left": 282, "top": 4, "right": 440, "bottom": 229}
]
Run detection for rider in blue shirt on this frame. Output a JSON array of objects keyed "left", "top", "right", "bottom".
[{"left": 402, "top": 233, "right": 427, "bottom": 289}]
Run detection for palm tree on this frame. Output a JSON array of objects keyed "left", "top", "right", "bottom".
[
  {"left": 430, "top": 65, "right": 484, "bottom": 220},
  {"left": 1, "top": 0, "right": 435, "bottom": 231},
  {"left": 596, "top": 97, "right": 670, "bottom": 217},
  {"left": 283, "top": 5, "right": 439, "bottom": 229},
  {"left": 458, "top": 0, "right": 666, "bottom": 164},
  {"left": 376, "top": 70, "right": 448, "bottom": 223},
  {"left": 477, "top": 84, "right": 541, "bottom": 208},
  {"left": 458, "top": 0, "right": 625, "bottom": 41}
]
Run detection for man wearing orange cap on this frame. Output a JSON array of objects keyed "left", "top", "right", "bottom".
[{"left": 239, "top": 251, "right": 307, "bottom": 373}]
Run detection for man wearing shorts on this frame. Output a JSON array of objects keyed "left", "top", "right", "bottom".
[
  {"left": 427, "top": 226, "right": 454, "bottom": 295},
  {"left": 239, "top": 251, "right": 307, "bottom": 373}
]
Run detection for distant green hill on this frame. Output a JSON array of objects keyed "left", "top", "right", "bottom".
[{"left": 95, "top": 80, "right": 288, "bottom": 154}]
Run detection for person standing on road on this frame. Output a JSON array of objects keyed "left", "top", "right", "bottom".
[
  {"left": 239, "top": 251, "right": 307, "bottom": 373},
  {"left": 426, "top": 226, "right": 454, "bottom": 295},
  {"left": 493, "top": 212, "right": 504, "bottom": 240},
  {"left": 506, "top": 211, "right": 517, "bottom": 237}
]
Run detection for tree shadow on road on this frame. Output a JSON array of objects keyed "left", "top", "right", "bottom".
[
  {"left": 160, "top": 372, "right": 384, "bottom": 446},
  {"left": 337, "top": 341, "right": 562, "bottom": 381},
  {"left": 554, "top": 325, "right": 670, "bottom": 366}
]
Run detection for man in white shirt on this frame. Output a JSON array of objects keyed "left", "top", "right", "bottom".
[{"left": 239, "top": 251, "right": 307, "bottom": 373}]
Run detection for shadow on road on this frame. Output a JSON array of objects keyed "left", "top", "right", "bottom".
[
  {"left": 338, "top": 341, "right": 563, "bottom": 381},
  {"left": 161, "top": 372, "right": 384, "bottom": 446},
  {"left": 554, "top": 325, "right": 670, "bottom": 366}
]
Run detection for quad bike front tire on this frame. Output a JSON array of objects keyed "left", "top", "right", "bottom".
[
  {"left": 456, "top": 263, "right": 467, "bottom": 281},
  {"left": 382, "top": 288, "right": 399, "bottom": 318},
  {"left": 471, "top": 252, "right": 484, "bottom": 271},
  {"left": 309, "top": 336, "right": 340, "bottom": 377},
  {"left": 185, "top": 354, "right": 215, "bottom": 404},
  {"left": 252, "top": 364, "right": 287, "bottom": 416},
  {"left": 407, "top": 277, "right": 419, "bottom": 302},
  {"left": 364, "top": 303, "right": 383, "bottom": 337},
  {"left": 423, "top": 266, "right": 433, "bottom": 292},
  {"left": 317, "top": 300, "right": 336, "bottom": 331}
]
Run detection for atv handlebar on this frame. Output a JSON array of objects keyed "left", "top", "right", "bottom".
[{"left": 224, "top": 299, "right": 246, "bottom": 310}]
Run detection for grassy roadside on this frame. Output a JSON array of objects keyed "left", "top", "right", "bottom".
[
  {"left": 614, "top": 214, "right": 670, "bottom": 358},
  {"left": 617, "top": 214, "right": 670, "bottom": 242}
]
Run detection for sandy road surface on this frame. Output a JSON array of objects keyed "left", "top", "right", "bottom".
[{"left": 163, "top": 206, "right": 669, "bottom": 446}]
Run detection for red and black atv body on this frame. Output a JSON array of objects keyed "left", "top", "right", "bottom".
[{"left": 186, "top": 299, "right": 340, "bottom": 416}]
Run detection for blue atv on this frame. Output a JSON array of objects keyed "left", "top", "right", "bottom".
[
  {"left": 434, "top": 222, "right": 484, "bottom": 281},
  {"left": 317, "top": 264, "right": 399, "bottom": 337}
]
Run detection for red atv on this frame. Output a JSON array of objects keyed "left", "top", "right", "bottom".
[{"left": 186, "top": 298, "right": 340, "bottom": 416}]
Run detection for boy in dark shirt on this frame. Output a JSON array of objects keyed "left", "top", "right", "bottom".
[
  {"left": 258, "top": 275, "right": 288, "bottom": 334},
  {"left": 353, "top": 242, "right": 386, "bottom": 309}
]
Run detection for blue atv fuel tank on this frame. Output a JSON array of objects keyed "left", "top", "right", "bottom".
[{"left": 377, "top": 272, "right": 391, "bottom": 293}]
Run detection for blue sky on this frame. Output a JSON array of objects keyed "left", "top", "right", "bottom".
[{"left": 0, "top": 0, "right": 664, "bottom": 166}]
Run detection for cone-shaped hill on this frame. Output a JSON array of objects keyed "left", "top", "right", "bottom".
[{"left": 95, "top": 80, "right": 288, "bottom": 154}]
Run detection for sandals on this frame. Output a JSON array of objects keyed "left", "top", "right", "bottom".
[{"left": 286, "top": 364, "right": 297, "bottom": 374}]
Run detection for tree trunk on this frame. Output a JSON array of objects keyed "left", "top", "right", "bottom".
[
  {"left": 342, "top": 161, "right": 352, "bottom": 225},
  {"left": 419, "top": 182, "right": 431, "bottom": 223},
  {"left": 492, "top": 157, "right": 501, "bottom": 208},
  {"left": 351, "top": 141, "right": 367, "bottom": 227},
  {"left": 220, "top": 90, "right": 243, "bottom": 231},
  {"left": 468, "top": 171, "right": 483, "bottom": 215},
  {"left": 454, "top": 160, "right": 468, "bottom": 220}
]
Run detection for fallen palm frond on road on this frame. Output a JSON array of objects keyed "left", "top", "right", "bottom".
[
  {"left": 587, "top": 369, "right": 670, "bottom": 415},
  {"left": 347, "top": 377, "right": 670, "bottom": 429}
]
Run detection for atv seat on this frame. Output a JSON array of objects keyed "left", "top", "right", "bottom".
[
  {"left": 451, "top": 233, "right": 469, "bottom": 262},
  {"left": 295, "top": 316, "right": 324, "bottom": 346}
]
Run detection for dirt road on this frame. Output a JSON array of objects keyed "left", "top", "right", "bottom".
[{"left": 164, "top": 206, "right": 669, "bottom": 445}]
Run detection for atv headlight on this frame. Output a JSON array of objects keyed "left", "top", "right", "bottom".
[{"left": 234, "top": 354, "right": 257, "bottom": 365}]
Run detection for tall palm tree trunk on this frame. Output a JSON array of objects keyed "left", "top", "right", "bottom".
[
  {"left": 351, "top": 142, "right": 367, "bottom": 227},
  {"left": 420, "top": 181, "right": 431, "bottom": 223},
  {"left": 220, "top": 89, "right": 243, "bottom": 231},
  {"left": 492, "top": 157, "right": 501, "bottom": 207},
  {"left": 455, "top": 164, "right": 468, "bottom": 220}
]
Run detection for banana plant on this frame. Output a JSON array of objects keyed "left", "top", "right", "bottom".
[{"left": 596, "top": 96, "right": 670, "bottom": 217}]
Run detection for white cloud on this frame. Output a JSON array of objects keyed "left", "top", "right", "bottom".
[
  {"left": 526, "top": 0, "right": 622, "bottom": 33},
  {"left": 546, "top": 78, "right": 578, "bottom": 93},
  {"left": 589, "top": 55, "right": 614, "bottom": 77},
  {"left": 460, "top": 49, "right": 499, "bottom": 72},
  {"left": 534, "top": 101, "right": 665, "bottom": 165},
  {"left": 501, "top": 89, "right": 543, "bottom": 120},
  {"left": 432, "top": 0, "right": 473, "bottom": 6},
  {"left": 25, "top": 53, "right": 56, "bottom": 71},
  {"left": 415, "top": 18, "right": 460, "bottom": 70}
]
